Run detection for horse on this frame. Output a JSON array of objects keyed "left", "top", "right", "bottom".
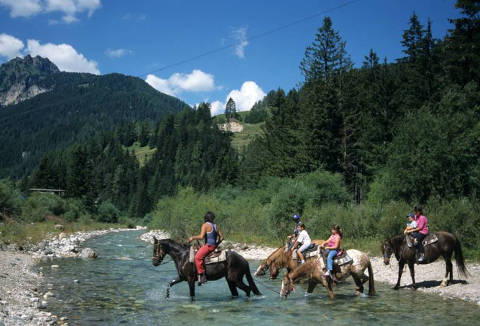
[
  {"left": 267, "top": 239, "right": 325, "bottom": 279},
  {"left": 254, "top": 245, "right": 285, "bottom": 277},
  {"left": 152, "top": 237, "right": 261, "bottom": 300},
  {"left": 280, "top": 249, "right": 375, "bottom": 300},
  {"left": 382, "top": 232, "right": 469, "bottom": 290}
]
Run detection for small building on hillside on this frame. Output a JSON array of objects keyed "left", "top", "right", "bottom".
[{"left": 218, "top": 119, "right": 244, "bottom": 133}]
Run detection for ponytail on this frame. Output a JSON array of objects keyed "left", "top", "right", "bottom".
[{"left": 333, "top": 224, "right": 343, "bottom": 238}]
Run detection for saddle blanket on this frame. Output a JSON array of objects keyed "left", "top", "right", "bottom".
[
  {"left": 189, "top": 247, "right": 227, "bottom": 265},
  {"left": 422, "top": 233, "right": 438, "bottom": 246},
  {"left": 318, "top": 253, "right": 353, "bottom": 269},
  {"left": 292, "top": 247, "right": 320, "bottom": 260}
]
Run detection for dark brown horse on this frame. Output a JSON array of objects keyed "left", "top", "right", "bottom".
[
  {"left": 382, "top": 232, "right": 468, "bottom": 290},
  {"left": 152, "top": 238, "right": 261, "bottom": 300}
]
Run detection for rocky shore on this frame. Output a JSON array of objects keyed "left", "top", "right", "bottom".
[{"left": 0, "top": 226, "right": 145, "bottom": 326}]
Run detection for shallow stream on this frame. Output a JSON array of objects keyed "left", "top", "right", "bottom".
[{"left": 39, "top": 231, "right": 480, "bottom": 325}]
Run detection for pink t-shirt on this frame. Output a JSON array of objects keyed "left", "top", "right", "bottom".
[
  {"left": 416, "top": 215, "right": 429, "bottom": 235},
  {"left": 327, "top": 234, "right": 341, "bottom": 248}
]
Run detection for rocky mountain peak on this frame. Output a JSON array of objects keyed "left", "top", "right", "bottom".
[{"left": 0, "top": 55, "right": 60, "bottom": 107}]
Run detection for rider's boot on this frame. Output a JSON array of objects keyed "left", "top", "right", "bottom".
[
  {"left": 418, "top": 253, "right": 425, "bottom": 262},
  {"left": 197, "top": 273, "right": 207, "bottom": 286}
]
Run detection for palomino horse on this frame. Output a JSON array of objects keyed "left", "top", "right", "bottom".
[
  {"left": 152, "top": 238, "right": 261, "bottom": 300},
  {"left": 280, "top": 249, "right": 375, "bottom": 299},
  {"left": 267, "top": 239, "right": 325, "bottom": 279},
  {"left": 382, "top": 232, "right": 468, "bottom": 289}
]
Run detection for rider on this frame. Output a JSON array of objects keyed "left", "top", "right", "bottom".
[
  {"left": 404, "top": 213, "right": 418, "bottom": 247},
  {"left": 290, "top": 222, "right": 311, "bottom": 264},
  {"left": 321, "top": 224, "right": 342, "bottom": 280},
  {"left": 287, "top": 214, "right": 302, "bottom": 250},
  {"left": 189, "top": 211, "right": 224, "bottom": 285},
  {"left": 405, "top": 205, "right": 429, "bottom": 262}
]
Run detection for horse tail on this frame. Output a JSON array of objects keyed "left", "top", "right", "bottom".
[
  {"left": 245, "top": 267, "right": 262, "bottom": 296},
  {"left": 367, "top": 258, "right": 375, "bottom": 296},
  {"left": 453, "top": 237, "right": 469, "bottom": 278}
]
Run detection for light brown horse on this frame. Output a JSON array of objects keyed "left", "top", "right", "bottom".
[
  {"left": 254, "top": 245, "right": 286, "bottom": 277},
  {"left": 280, "top": 249, "right": 375, "bottom": 299},
  {"left": 267, "top": 239, "right": 324, "bottom": 279}
]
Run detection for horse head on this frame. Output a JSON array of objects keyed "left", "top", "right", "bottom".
[
  {"left": 152, "top": 237, "right": 167, "bottom": 266},
  {"left": 269, "top": 262, "right": 280, "bottom": 279},
  {"left": 382, "top": 239, "right": 393, "bottom": 265},
  {"left": 280, "top": 275, "right": 295, "bottom": 298},
  {"left": 254, "top": 261, "right": 269, "bottom": 276}
]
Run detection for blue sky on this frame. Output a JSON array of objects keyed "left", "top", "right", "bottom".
[{"left": 0, "top": 0, "right": 460, "bottom": 114}]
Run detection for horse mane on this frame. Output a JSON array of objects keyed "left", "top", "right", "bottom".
[{"left": 158, "top": 238, "right": 190, "bottom": 252}]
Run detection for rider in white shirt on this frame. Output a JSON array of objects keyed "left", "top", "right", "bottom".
[{"left": 291, "top": 222, "right": 311, "bottom": 264}]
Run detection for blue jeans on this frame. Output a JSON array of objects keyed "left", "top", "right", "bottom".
[{"left": 326, "top": 249, "right": 338, "bottom": 271}]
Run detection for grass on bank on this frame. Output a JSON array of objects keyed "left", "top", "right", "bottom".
[{"left": 231, "top": 122, "right": 264, "bottom": 153}]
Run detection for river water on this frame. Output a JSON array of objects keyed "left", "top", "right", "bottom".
[{"left": 39, "top": 231, "right": 480, "bottom": 325}]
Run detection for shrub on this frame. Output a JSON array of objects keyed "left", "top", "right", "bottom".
[
  {"left": 21, "top": 193, "right": 66, "bottom": 222},
  {"left": 97, "top": 201, "right": 120, "bottom": 223},
  {"left": 0, "top": 180, "right": 21, "bottom": 217}
]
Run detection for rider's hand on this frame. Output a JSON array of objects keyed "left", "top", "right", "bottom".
[{"left": 188, "top": 237, "right": 193, "bottom": 242}]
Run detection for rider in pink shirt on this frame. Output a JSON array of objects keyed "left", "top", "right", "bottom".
[{"left": 405, "top": 205, "right": 429, "bottom": 262}]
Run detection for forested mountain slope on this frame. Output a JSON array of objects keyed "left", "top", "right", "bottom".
[{"left": 0, "top": 57, "right": 188, "bottom": 177}]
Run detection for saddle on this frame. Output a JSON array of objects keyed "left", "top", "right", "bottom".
[
  {"left": 318, "top": 248, "right": 353, "bottom": 270},
  {"left": 406, "top": 233, "right": 438, "bottom": 248},
  {"left": 291, "top": 243, "right": 319, "bottom": 260},
  {"left": 189, "top": 246, "right": 227, "bottom": 265}
]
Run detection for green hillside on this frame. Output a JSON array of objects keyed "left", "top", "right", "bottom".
[
  {"left": 0, "top": 58, "right": 188, "bottom": 178},
  {"left": 231, "top": 122, "right": 264, "bottom": 152}
]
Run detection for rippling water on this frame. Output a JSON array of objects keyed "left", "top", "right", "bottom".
[{"left": 38, "top": 231, "right": 480, "bottom": 325}]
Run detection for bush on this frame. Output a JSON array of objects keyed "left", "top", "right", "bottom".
[
  {"left": 63, "top": 199, "right": 87, "bottom": 222},
  {"left": 97, "top": 201, "right": 120, "bottom": 223},
  {"left": 21, "top": 193, "right": 66, "bottom": 222},
  {"left": 0, "top": 180, "right": 22, "bottom": 217}
]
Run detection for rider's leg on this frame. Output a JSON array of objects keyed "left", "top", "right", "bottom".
[
  {"left": 297, "top": 249, "right": 305, "bottom": 263},
  {"left": 325, "top": 249, "right": 338, "bottom": 276},
  {"left": 194, "top": 245, "right": 215, "bottom": 284}
]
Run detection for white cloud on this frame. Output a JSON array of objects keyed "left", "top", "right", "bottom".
[
  {"left": 105, "top": 48, "right": 132, "bottom": 58},
  {"left": 232, "top": 27, "right": 248, "bottom": 59},
  {"left": 26, "top": 39, "right": 99, "bottom": 74},
  {"left": 146, "top": 69, "right": 217, "bottom": 95},
  {"left": 0, "top": 0, "right": 42, "bottom": 17},
  {"left": 0, "top": 33, "right": 25, "bottom": 59},
  {"left": 210, "top": 81, "right": 266, "bottom": 116},
  {"left": 0, "top": 0, "right": 101, "bottom": 22}
]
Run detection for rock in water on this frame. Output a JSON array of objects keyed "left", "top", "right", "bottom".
[{"left": 79, "top": 248, "right": 98, "bottom": 259}]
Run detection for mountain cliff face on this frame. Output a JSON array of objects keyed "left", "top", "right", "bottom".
[
  {"left": 0, "top": 56, "right": 188, "bottom": 177},
  {"left": 0, "top": 55, "right": 59, "bottom": 106}
]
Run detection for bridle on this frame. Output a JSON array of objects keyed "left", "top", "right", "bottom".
[{"left": 152, "top": 243, "right": 166, "bottom": 265}]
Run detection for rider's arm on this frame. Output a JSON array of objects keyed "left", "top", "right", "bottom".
[{"left": 189, "top": 223, "right": 207, "bottom": 242}]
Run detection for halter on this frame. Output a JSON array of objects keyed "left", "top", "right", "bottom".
[{"left": 153, "top": 242, "right": 166, "bottom": 263}]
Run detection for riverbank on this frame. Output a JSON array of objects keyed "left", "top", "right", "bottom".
[{"left": 0, "top": 226, "right": 145, "bottom": 326}]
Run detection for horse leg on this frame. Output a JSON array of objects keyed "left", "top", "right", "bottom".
[
  {"left": 166, "top": 277, "right": 182, "bottom": 299},
  {"left": 326, "top": 278, "right": 335, "bottom": 300},
  {"left": 407, "top": 262, "right": 416, "bottom": 289},
  {"left": 227, "top": 280, "right": 239, "bottom": 298},
  {"left": 442, "top": 257, "right": 453, "bottom": 287},
  {"left": 394, "top": 261, "right": 405, "bottom": 290},
  {"left": 306, "top": 279, "right": 317, "bottom": 295},
  {"left": 351, "top": 273, "right": 363, "bottom": 296},
  {"left": 234, "top": 279, "right": 252, "bottom": 297},
  {"left": 188, "top": 279, "right": 196, "bottom": 301}
]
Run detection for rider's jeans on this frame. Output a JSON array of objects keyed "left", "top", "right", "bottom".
[
  {"left": 195, "top": 244, "right": 216, "bottom": 274},
  {"left": 326, "top": 249, "right": 338, "bottom": 271}
]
